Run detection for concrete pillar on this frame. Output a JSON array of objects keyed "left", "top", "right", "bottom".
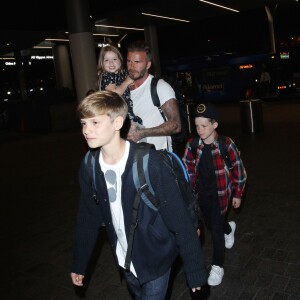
[
  {"left": 144, "top": 24, "right": 161, "bottom": 77},
  {"left": 265, "top": 6, "right": 276, "bottom": 55},
  {"left": 64, "top": 0, "right": 98, "bottom": 102},
  {"left": 52, "top": 44, "right": 73, "bottom": 92}
]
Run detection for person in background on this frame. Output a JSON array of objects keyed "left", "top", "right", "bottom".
[
  {"left": 70, "top": 91, "right": 207, "bottom": 299},
  {"left": 97, "top": 45, "right": 142, "bottom": 126},
  {"left": 183, "top": 102, "right": 247, "bottom": 286},
  {"left": 259, "top": 64, "right": 271, "bottom": 97},
  {"left": 126, "top": 40, "right": 181, "bottom": 151}
]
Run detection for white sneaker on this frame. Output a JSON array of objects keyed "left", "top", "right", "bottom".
[
  {"left": 207, "top": 265, "right": 224, "bottom": 286},
  {"left": 224, "top": 221, "right": 236, "bottom": 249}
]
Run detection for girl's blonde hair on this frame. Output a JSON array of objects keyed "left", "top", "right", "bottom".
[
  {"left": 77, "top": 91, "right": 128, "bottom": 121},
  {"left": 97, "top": 45, "right": 124, "bottom": 76}
]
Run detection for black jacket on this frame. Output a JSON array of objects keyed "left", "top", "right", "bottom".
[{"left": 71, "top": 141, "right": 207, "bottom": 287}]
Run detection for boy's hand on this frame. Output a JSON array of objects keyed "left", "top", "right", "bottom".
[
  {"left": 70, "top": 272, "right": 84, "bottom": 286},
  {"left": 232, "top": 197, "right": 241, "bottom": 208},
  {"left": 192, "top": 287, "right": 201, "bottom": 292}
]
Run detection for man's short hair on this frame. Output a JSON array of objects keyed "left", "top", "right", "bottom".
[
  {"left": 77, "top": 91, "right": 128, "bottom": 121},
  {"left": 127, "top": 40, "right": 152, "bottom": 62}
]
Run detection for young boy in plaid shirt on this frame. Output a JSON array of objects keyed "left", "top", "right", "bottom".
[{"left": 183, "top": 102, "right": 247, "bottom": 286}]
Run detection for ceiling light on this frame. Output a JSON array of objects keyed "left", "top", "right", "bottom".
[
  {"left": 33, "top": 46, "right": 53, "bottom": 49},
  {"left": 95, "top": 24, "right": 144, "bottom": 31},
  {"left": 141, "top": 13, "right": 190, "bottom": 23},
  {"left": 45, "top": 38, "right": 69, "bottom": 42},
  {"left": 93, "top": 33, "right": 120, "bottom": 37},
  {"left": 199, "top": 0, "right": 239, "bottom": 13}
]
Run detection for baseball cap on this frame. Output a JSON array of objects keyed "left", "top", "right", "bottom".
[{"left": 193, "top": 102, "right": 219, "bottom": 121}]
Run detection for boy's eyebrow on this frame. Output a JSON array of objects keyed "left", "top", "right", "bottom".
[{"left": 80, "top": 115, "right": 106, "bottom": 120}]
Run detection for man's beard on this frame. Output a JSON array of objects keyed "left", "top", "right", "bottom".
[{"left": 129, "top": 67, "right": 147, "bottom": 81}]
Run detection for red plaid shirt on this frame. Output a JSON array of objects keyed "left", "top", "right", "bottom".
[{"left": 183, "top": 133, "right": 247, "bottom": 214}]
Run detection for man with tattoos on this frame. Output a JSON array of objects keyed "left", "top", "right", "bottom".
[{"left": 126, "top": 40, "right": 181, "bottom": 151}]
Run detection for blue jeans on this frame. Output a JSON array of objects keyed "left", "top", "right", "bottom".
[{"left": 123, "top": 269, "right": 171, "bottom": 300}]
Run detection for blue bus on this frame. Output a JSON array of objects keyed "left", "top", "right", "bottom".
[{"left": 161, "top": 52, "right": 296, "bottom": 103}]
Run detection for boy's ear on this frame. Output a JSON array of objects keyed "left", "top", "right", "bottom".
[
  {"left": 114, "top": 116, "right": 124, "bottom": 130},
  {"left": 213, "top": 121, "right": 218, "bottom": 129}
]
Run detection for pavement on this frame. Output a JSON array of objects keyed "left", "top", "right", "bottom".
[{"left": 1, "top": 98, "right": 300, "bottom": 300}]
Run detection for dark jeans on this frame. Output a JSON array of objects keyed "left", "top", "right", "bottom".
[
  {"left": 198, "top": 193, "right": 231, "bottom": 267},
  {"left": 123, "top": 269, "right": 171, "bottom": 300}
]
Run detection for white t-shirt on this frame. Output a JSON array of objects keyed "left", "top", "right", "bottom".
[
  {"left": 130, "top": 74, "right": 176, "bottom": 150},
  {"left": 100, "top": 141, "right": 137, "bottom": 276}
]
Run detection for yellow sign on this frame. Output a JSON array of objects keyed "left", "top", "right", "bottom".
[{"left": 239, "top": 64, "right": 253, "bottom": 69}]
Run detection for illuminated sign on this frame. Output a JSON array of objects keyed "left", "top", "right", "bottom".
[
  {"left": 239, "top": 64, "right": 253, "bottom": 69},
  {"left": 31, "top": 56, "right": 53, "bottom": 60},
  {"left": 277, "top": 85, "right": 286, "bottom": 90},
  {"left": 280, "top": 52, "right": 289, "bottom": 59},
  {"left": 97, "top": 43, "right": 110, "bottom": 48}
]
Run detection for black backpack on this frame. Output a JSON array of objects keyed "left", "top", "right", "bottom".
[
  {"left": 150, "top": 77, "right": 189, "bottom": 145},
  {"left": 190, "top": 135, "right": 233, "bottom": 170},
  {"left": 127, "top": 142, "right": 202, "bottom": 269},
  {"left": 132, "top": 142, "right": 202, "bottom": 228}
]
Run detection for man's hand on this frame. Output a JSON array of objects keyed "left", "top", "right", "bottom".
[
  {"left": 127, "top": 123, "right": 144, "bottom": 142},
  {"left": 70, "top": 272, "right": 84, "bottom": 286},
  {"left": 192, "top": 287, "right": 201, "bottom": 292}
]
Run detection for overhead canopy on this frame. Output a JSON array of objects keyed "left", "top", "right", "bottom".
[
  {"left": 92, "top": 0, "right": 285, "bottom": 29},
  {"left": 0, "top": 0, "right": 297, "bottom": 56}
]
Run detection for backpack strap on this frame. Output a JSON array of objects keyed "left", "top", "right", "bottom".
[
  {"left": 124, "top": 178, "right": 143, "bottom": 270},
  {"left": 190, "top": 137, "right": 200, "bottom": 159},
  {"left": 190, "top": 135, "right": 233, "bottom": 170},
  {"left": 218, "top": 135, "right": 233, "bottom": 170},
  {"left": 84, "top": 150, "right": 99, "bottom": 205},
  {"left": 150, "top": 77, "right": 160, "bottom": 107},
  {"left": 150, "top": 77, "right": 167, "bottom": 122},
  {"left": 124, "top": 142, "right": 157, "bottom": 271},
  {"left": 164, "top": 150, "right": 189, "bottom": 182},
  {"left": 150, "top": 78, "right": 172, "bottom": 151},
  {"left": 132, "top": 143, "right": 158, "bottom": 210}
]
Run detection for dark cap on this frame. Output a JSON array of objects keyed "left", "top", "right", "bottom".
[{"left": 193, "top": 103, "right": 219, "bottom": 121}]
